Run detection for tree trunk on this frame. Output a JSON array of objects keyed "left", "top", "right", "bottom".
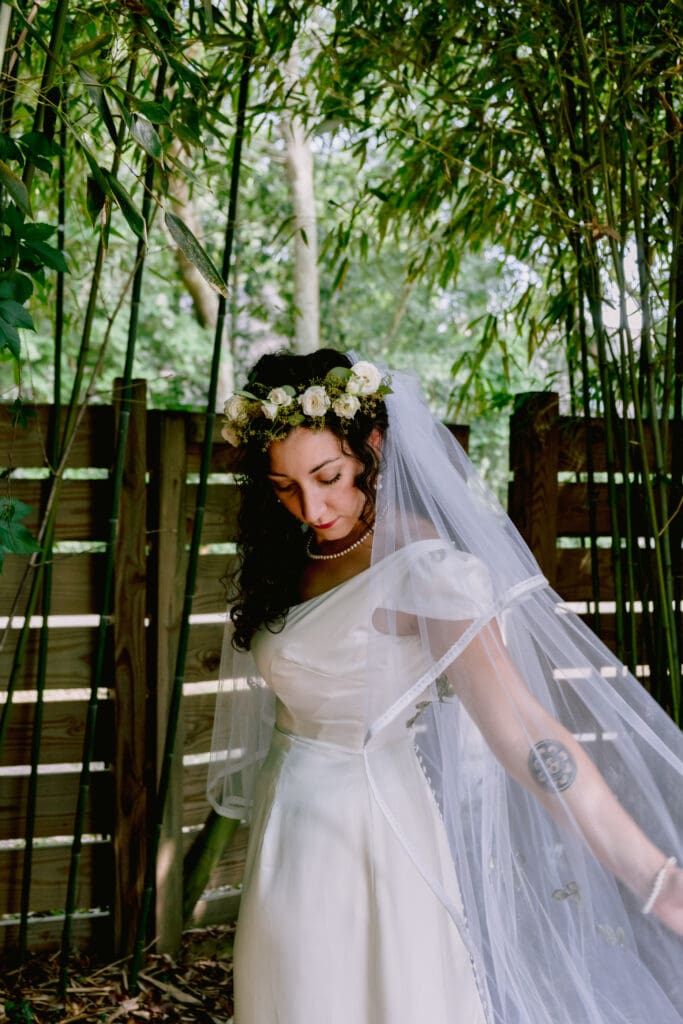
[{"left": 280, "top": 41, "right": 319, "bottom": 354}]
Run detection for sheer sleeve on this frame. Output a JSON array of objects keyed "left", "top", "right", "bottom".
[{"left": 207, "top": 618, "right": 275, "bottom": 821}]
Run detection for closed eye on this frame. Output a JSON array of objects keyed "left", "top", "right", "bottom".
[{"left": 320, "top": 473, "right": 341, "bottom": 485}]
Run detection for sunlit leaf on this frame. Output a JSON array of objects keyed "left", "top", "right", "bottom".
[
  {"left": 102, "top": 169, "right": 147, "bottom": 240},
  {"left": 129, "top": 113, "right": 163, "bottom": 160},
  {"left": 75, "top": 65, "right": 118, "bottom": 143},
  {"left": 0, "top": 159, "right": 31, "bottom": 216},
  {"left": 164, "top": 211, "right": 227, "bottom": 296}
]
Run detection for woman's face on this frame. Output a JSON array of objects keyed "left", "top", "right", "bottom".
[{"left": 268, "top": 427, "right": 369, "bottom": 545}]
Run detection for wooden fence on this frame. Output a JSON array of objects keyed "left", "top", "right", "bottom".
[
  {"left": 1, "top": 385, "right": 672, "bottom": 960},
  {"left": 0, "top": 384, "right": 249, "bottom": 957},
  {"left": 508, "top": 391, "right": 680, "bottom": 676}
]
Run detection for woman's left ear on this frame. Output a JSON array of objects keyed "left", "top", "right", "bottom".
[{"left": 368, "top": 427, "right": 383, "bottom": 453}]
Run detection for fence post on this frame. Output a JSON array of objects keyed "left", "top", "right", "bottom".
[
  {"left": 147, "top": 411, "right": 189, "bottom": 952},
  {"left": 113, "top": 379, "right": 149, "bottom": 956},
  {"left": 508, "top": 392, "right": 560, "bottom": 588}
]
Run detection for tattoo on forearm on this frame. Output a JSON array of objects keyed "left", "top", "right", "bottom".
[{"left": 528, "top": 739, "right": 577, "bottom": 793}]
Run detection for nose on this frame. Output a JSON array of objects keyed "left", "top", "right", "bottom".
[{"left": 300, "top": 488, "right": 326, "bottom": 525}]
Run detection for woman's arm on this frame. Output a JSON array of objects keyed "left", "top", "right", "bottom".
[{"left": 439, "top": 618, "right": 683, "bottom": 934}]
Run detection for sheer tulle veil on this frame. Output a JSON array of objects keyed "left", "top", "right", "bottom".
[{"left": 208, "top": 363, "right": 683, "bottom": 1023}]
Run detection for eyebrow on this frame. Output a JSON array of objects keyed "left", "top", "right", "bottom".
[{"left": 268, "top": 456, "right": 342, "bottom": 478}]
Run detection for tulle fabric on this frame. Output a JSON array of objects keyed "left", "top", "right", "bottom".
[{"left": 208, "top": 368, "right": 683, "bottom": 1023}]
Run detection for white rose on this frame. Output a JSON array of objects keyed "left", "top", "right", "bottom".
[
  {"left": 224, "top": 393, "right": 252, "bottom": 424},
  {"left": 348, "top": 360, "right": 383, "bottom": 395},
  {"left": 221, "top": 422, "right": 242, "bottom": 446},
  {"left": 332, "top": 393, "right": 361, "bottom": 419},
  {"left": 299, "top": 385, "right": 331, "bottom": 417},
  {"left": 267, "top": 387, "right": 293, "bottom": 408},
  {"left": 261, "top": 400, "right": 279, "bottom": 421}
]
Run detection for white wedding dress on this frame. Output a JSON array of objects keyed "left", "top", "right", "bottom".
[{"left": 233, "top": 565, "right": 490, "bottom": 1023}]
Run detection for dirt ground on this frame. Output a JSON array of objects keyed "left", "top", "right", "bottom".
[{"left": 0, "top": 925, "right": 235, "bottom": 1024}]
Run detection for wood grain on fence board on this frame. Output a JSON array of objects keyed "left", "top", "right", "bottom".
[
  {"left": 0, "top": 842, "right": 112, "bottom": 915},
  {"left": 148, "top": 412, "right": 189, "bottom": 953},
  {"left": 0, "top": 699, "right": 114, "bottom": 766},
  {"left": 1, "top": 553, "right": 105, "bottom": 616},
  {"left": 0, "top": 770, "right": 113, "bottom": 840},
  {"left": 0, "top": 914, "right": 111, "bottom": 955},
  {"left": 113, "top": 379, "right": 150, "bottom": 956},
  {"left": 0, "top": 405, "right": 114, "bottom": 467},
  {"left": 0, "top": 626, "right": 98, "bottom": 689}
]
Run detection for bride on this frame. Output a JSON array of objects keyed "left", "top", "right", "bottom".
[{"left": 208, "top": 348, "right": 683, "bottom": 1023}]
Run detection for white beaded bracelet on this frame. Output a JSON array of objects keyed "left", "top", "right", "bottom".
[{"left": 642, "top": 856, "right": 677, "bottom": 915}]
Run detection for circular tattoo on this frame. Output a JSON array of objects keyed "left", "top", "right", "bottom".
[{"left": 527, "top": 739, "right": 577, "bottom": 793}]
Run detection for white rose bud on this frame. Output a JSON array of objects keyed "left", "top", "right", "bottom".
[
  {"left": 332, "top": 393, "right": 361, "bottom": 419},
  {"left": 224, "top": 393, "right": 252, "bottom": 424},
  {"left": 299, "top": 385, "right": 331, "bottom": 417},
  {"left": 261, "top": 400, "right": 279, "bottom": 421},
  {"left": 221, "top": 422, "right": 242, "bottom": 446},
  {"left": 349, "top": 360, "right": 383, "bottom": 395},
  {"left": 267, "top": 387, "right": 293, "bottom": 408}
]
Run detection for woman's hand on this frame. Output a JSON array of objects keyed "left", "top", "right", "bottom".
[{"left": 652, "top": 864, "right": 683, "bottom": 936}]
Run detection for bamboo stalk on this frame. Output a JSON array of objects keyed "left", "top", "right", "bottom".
[
  {"left": 17, "top": 81, "right": 68, "bottom": 962},
  {"left": 129, "top": 0, "right": 256, "bottom": 989},
  {"left": 58, "top": 50, "right": 153, "bottom": 992}
]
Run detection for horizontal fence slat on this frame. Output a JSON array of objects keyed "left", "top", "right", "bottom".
[
  {"left": 183, "top": 690, "right": 227, "bottom": 758},
  {"left": 0, "top": 842, "right": 112, "bottom": 915},
  {"left": 0, "top": 626, "right": 98, "bottom": 690},
  {"left": 0, "top": 553, "right": 105, "bottom": 616},
  {"left": 0, "top": 699, "right": 114, "bottom": 767},
  {"left": 0, "top": 912, "right": 112, "bottom": 955},
  {"left": 557, "top": 416, "right": 657, "bottom": 473},
  {"left": 187, "top": 483, "right": 240, "bottom": 544},
  {"left": 0, "top": 405, "right": 114, "bottom": 468},
  {"left": 186, "top": 621, "right": 224, "bottom": 683},
  {"left": 557, "top": 482, "right": 663, "bottom": 537},
  {"left": 0, "top": 770, "right": 113, "bottom": 841},
  {"left": 191, "top": 555, "right": 236, "bottom": 614},
  {"left": 8, "top": 479, "right": 112, "bottom": 540},
  {"left": 556, "top": 547, "right": 616, "bottom": 601}
]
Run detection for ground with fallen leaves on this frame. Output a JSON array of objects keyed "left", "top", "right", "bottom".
[{"left": 0, "top": 925, "right": 235, "bottom": 1024}]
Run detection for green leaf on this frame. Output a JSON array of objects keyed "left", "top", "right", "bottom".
[
  {"left": 133, "top": 100, "right": 170, "bottom": 124},
  {"left": 0, "top": 318, "right": 21, "bottom": 357},
  {"left": 75, "top": 65, "right": 119, "bottom": 143},
  {"left": 129, "top": 113, "right": 163, "bottom": 159},
  {"left": 0, "top": 518, "right": 41, "bottom": 557},
  {"left": 0, "top": 271, "right": 33, "bottom": 302},
  {"left": 164, "top": 211, "right": 227, "bottom": 296},
  {"left": 0, "top": 160, "right": 31, "bottom": 216},
  {"left": 0, "top": 299, "right": 35, "bottom": 331},
  {"left": 70, "top": 32, "right": 113, "bottom": 59},
  {"left": 19, "top": 239, "right": 69, "bottom": 273},
  {"left": 86, "top": 175, "right": 107, "bottom": 225},
  {"left": 102, "top": 169, "right": 147, "bottom": 240}
]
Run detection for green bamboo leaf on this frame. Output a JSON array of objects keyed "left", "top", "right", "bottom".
[
  {"left": 75, "top": 65, "right": 118, "bottom": 143},
  {"left": 70, "top": 32, "right": 113, "bottom": 59},
  {"left": 129, "top": 113, "right": 163, "bottom": 160},
  {"left": 0, "top": 159, "right": 31, "bottom": 216},
  {"left": 133, "top": 100, "right": 170, "bottom": 124},
  {"left": 102, "top": 169, "right": 147, "bottom": 240},
  {"left": 0, "top": 299, "right": 35, "bottom": 331},
  {"left": 20, "top": 239, "right": 69, "bottom": 273},
  {"left": 164, "top": 211, "right": 228, "bottom": 296},
  {"left": 0, "top": 272, "right": 32, "bottom": 302},
  {"left": 0, "top": 317, "right": 20, "bottom": 357}
]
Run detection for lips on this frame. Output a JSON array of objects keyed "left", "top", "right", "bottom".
[{"left": 314, "top": 519, "right": 338, "bottom": 530}]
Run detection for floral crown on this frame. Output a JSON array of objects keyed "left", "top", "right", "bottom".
[{"left": 221, "top": 360, "right": 392, "bottom": 448}]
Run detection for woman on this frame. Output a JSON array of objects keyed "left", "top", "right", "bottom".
[{"left": 208, "top": 348, "right": 683, "bottom": 1024}]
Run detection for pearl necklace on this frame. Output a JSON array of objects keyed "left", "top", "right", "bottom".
[{"left": 306, "top": 525, "right": 374, "bottom": 561}]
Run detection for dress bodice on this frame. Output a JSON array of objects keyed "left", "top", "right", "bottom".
[{"left": 250, "top": 541, "right": 494, "bottom": 750}]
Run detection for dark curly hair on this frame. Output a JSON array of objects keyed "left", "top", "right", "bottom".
[{"left": 228, "top": 348, "right": 388, "bottom": 651}]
